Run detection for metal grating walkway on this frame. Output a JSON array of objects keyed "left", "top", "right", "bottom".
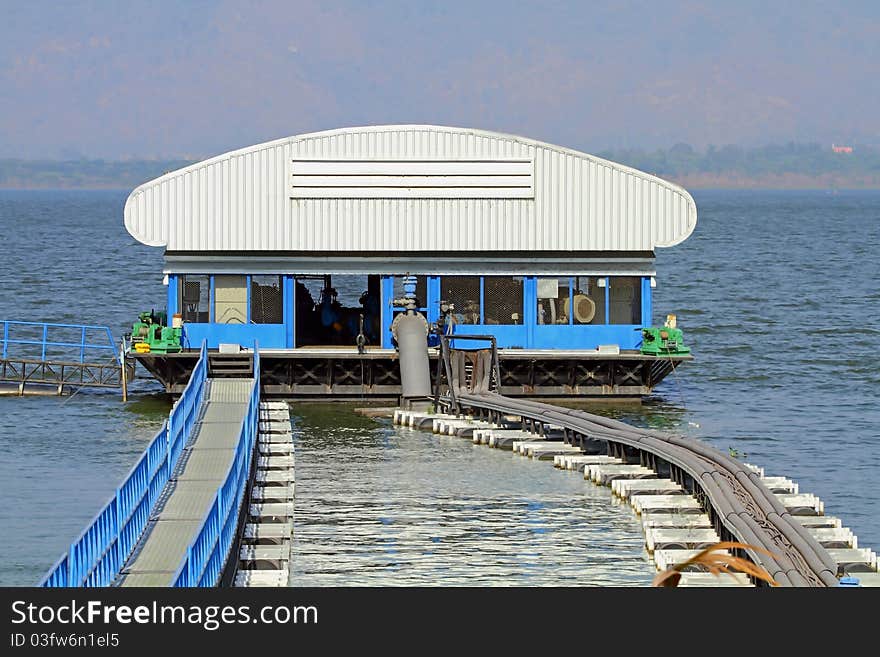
[{"left": 117, "top": 379, "right": 254, "bottom": 586}]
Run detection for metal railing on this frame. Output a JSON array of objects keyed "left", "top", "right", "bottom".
[
  {"left": 1, "top": 320, "right": 117, "bottom": 364},
  {"left": 39, "top": 342, "right": 209, "bottom": 587},
  {"left": 171, "top": 345, "right": 260, "bottom": 587},
  {"left": 168, "top": 341, "right": 209, "bottom": 468},
  {"left": 433, "top": 334, "right": 501, "bottom": 413}
]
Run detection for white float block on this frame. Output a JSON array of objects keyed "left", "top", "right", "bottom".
[
  {"left": 775, "top": 493, "right": 824, "bottom": 515},
  {"left": 240, "top": 545, "right": 290, "bottom": 563},
  {"left": 677, "top": 572, "right": 753, "bottom": 587},
  {"left": 249, "top": 502, "right": 295, "bottom": 519},
  {"left": 235, "top": 571, "right": 288, "bottom": 587},
  {"left": 433, "top": 417, "right": 469, "bottom": 433},
  {"left": 260, "top": 401, "right": 289, "bottom": 411},
  {"left": 633, "top": 495, "right": 703, "bottom": 515},
  {"left": 252, "top": 484, "right": 295, "bottom": 502},
  {"left": 654, "top": 549, "right": 732, "bottom": 572},
  {"left": 642, "top": 513, "right": 713, "bottom": 529},
  {"left": 259, "top": 410, "right": 291, "bottom": 423},
  {"left": 446, "top": 420, "right": 484, "bottom": 436},
  {"left": 613, "top": 479, "right": 683, "bottom": 499},
  {"left": 527, "top": 444, "right": 581, "bottom": 460},
  {"left": 259, "top": 420, "right": 292, "bottom": 434},
  {"left": 487, "top": 431, "right": 533, "bottom": 449},
  {"left": 849, "top": 573, "right": 880, "bottom": 587},
  {"left": 259, "top": 443, "right": 294, "bottom": 456},
  {"left": 455, "top": 421, "right": 495, "bottom": 436},
  {"left": 412, "top": 413, "right": 456, "bottom": 429},
  {"left": 794, "top": 515, "right": 842, "bottom": 528},
  {"left": 759, "top": 476, "right": 799, "bottom": 494},
  {"left": 260, "top": 433, "right": 294, "bottom": 444},
  {"left": 743, "top": 463, "right": 765, "bottom": 478},
  {"left": 256, "top": 469, "right": 295, "bottom": 484},
  {"left": 512, "top": 440, "right": 546, "bottom": 455},
  {"left": 558, "top": 455, "right": 621, "bottom": 471},
  {"left": 807, "top": 527, "right": 856, "bottom": 549},
  {"left": 585, "top": 464, "right": 655, "bottom": 485},
  {"left": 244, "top": 522, "right": 292, "bottom": 541},
  {"left": 646, "top": 528, "right": 720, "bottom": 553},
  {"left": 475, "top": 428, "right": 506, "bottom": 444},
  {"left": 827, "top": 548, "right": 878, "bottom": 573},
  {"left": 258, "top": 455, "right": 295, "bottom": 469}
]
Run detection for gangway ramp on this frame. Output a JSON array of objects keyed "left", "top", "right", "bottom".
[
  {"left": 40, "top": 343, "right": 261, "bottom": 588},
  {"left": 117, "top": 379, "right": 253, "bottom": 586}
]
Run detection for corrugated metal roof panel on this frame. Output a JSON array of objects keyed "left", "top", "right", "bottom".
[{"left": 124, "top": 125, "right": 697, "bottom": 253}]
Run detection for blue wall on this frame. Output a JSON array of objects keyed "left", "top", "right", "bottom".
[
  {"left": 166, "top": 273, "right": 652, "bottom": 351},
  {"left": 380, "top": 275, "right": 652, "bottom": 351},
  {"left": 168, "top": 274, "right": 290, "bottom": 349}
]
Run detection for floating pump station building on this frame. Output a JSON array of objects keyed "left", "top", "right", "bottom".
[{"left": 124, "top": 125, "right": 696, "bottom": 398}]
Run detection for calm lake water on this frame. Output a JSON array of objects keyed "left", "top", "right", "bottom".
[{"left": 0, "top": 189, "right": 877, "bottom": 586}]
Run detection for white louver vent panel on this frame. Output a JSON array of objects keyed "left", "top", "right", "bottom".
[{"left": 289, "top": 159, "right": 534, "bottom": 199}]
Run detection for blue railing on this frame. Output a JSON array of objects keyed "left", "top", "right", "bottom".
[
  {"left": 168, "top": 341, "right": 209, "bottom": 468},
  {"left": 172, "top": 345, "right": 260, "bottom": 587},
  {"left": 1, "top": 320, "right": 117, "bottom": 363},
  {"left": 39, "top": 342, "right": 209, "bottom": 587}
]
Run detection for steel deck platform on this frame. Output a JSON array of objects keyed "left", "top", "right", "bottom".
[{"left": 133, "top": 347, "right": 691, "bottom": 399}]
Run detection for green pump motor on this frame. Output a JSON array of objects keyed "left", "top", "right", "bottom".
[
  {"left": 639, "top": 314, "right": 690, "bottom": 356},
  {"left": 131, "top": 310, "right": 182, "bottom": 354}
]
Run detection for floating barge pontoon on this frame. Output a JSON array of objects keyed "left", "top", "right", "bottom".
[{"left": 123, "top": 125, "right": 696, "bottom": 398}]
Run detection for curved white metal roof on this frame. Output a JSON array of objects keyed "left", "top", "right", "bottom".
[{"left": 124, "top": 125, "right": 697, "bottom": 253}]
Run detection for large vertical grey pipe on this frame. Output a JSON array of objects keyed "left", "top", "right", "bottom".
[{"left": 396, "top": 313, "right": 432, "bottom": 399}]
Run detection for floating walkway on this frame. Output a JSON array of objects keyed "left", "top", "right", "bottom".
[
  {"left": 393, "top": 404, "right": 880, "bottom": 587},
  {"left": 118, "top": 378, "right": 255, "bottom": 586},
  {"left": 40, "top": 344, "right": 262, "bottom": 588},
  {"left": 234, "top": 401, "right": 295, "bottom": 587}
]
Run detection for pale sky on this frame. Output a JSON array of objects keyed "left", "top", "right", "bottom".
[{"left": 2, "top": 0, "right": 879, "bottom": 159}]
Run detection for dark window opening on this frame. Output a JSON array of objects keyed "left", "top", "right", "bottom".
[
  {"left": 441, "top": 276, "right": 481, "bottom": 325},
  {"left": 484, "top": 276, "right": 524, "bottom": 325},
  {"left": 294, "top": 274, "right": 380, "bottom": 347},
  {"left": 609, "top": 276, "right": 642, "bottom": 324},
  {"left": 251, "top": 275, "right": 284, "bottom": 324},
  {"left": 180, "top": 275, "right": 210, "bottom": 323}
]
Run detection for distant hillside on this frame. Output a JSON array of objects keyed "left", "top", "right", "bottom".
[
  {"left": 2, "top": 143, "right": 880, "bottom": 189},
  {"left": 0, "top": 159, "right": 195, "bottom": 190},
  {"left": 597, "top": 142, "right": 880, "bottom": 189}
]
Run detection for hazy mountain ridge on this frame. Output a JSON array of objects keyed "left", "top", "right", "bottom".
[{"left": 2, "top": 143, "right": 879, "bottom": 190}]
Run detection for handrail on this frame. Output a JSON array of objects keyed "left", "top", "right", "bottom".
[
  {"left": 434, "top": 334, "right": 501, "bottom": 412},
  {"left": 171, "top": 343, "right": 260, "bottom": 587},
  {"left": 1, "top": 320, "right": 117, "bottom": 364},
  {"left": 168, "top": 341, "right": 209, "bottom": 468},
  {"left": 39, "top": 341, "right": 209, "bottom": 587}
]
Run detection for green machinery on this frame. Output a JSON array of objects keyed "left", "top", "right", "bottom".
[
  {"left": 131, "top": 310, "right": 182, "bottom": 354},
  {"left": 639, "top": 315, "right": 690, "bottom": 356}
]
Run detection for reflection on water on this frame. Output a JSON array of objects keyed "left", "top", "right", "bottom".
[{"left": 288, "top": 404, "right": 655, "bottom": 586}]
